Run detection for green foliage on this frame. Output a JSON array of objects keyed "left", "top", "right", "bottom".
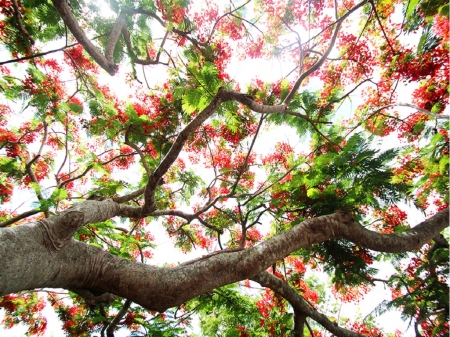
[
  {"left": 187, "top": 285, "right": 266, "bottom": 337},
  {"left": 372, "top": 245, "right": 449, "bottom": 335},
  {"left": 277, "top": 133, "right": 408, "bottom": 219},
  {"left": 417, "top": 24, "right": 442, "bottom": 55},
  {"left": 315, "top": 240, "right": 377, "bottom": 287},
  {"left": 182, "top": 61, "right": 222, "bottom": 114}
]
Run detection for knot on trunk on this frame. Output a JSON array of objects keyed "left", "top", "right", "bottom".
[{"left": 40, "top": 211, "right": 84, "bottom": 251}]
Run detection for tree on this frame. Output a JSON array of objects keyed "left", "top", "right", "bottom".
[{"left": 0, "top": 0, "right": 448, "bottom": 336}]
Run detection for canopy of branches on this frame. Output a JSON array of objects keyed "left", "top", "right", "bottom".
[{"left": 0, "top": 0, "right": 448, "bottom": 336}]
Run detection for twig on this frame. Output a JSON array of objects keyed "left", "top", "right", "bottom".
[{"left": 369, "top": 0, "right": 396, "bottom": 55}]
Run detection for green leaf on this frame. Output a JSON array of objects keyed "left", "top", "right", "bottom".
[
  {"left": 182, "top": 88, "right": 204, "bottom": 114},
  {"left": 89, "top": 100, "right": 102, "bottom": 116},
  {"left": 307, "top": 187, "right": 321, "bottom": 199},
  {"left": 431, "top": 102, "right": 442, "bottom": 114},
  {"left": 280, "top": 78, "right": 290, "bottom": 100},
  {"left": 50, "top": 188, "right": 68, "bottom": 202},
  {"left": 68, "top": 102, "right": 83, "bottom": 114},
  {"left": 106, "top": 127, "right": 117, "bottom": 139},
  {"left": 439, "top": 155, "right": 449, "bottom": 173},
  {"left": 439, "top": 3, "right": 449, "bottom": 16},
  {"left": 406, "top": 0, "right": 421, "bottom": 19}
]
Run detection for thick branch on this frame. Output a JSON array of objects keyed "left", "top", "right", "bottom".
[
  {"left": 51, "top": 0, "right": 118, "bottom": 75},
  {"left": 341, "top": 209, "right": 449, "bottom": 252},
  {"left": 105, "top": 12, "right": 126, "bottom": 63},
  {"left": 1, "top": 203, "right": 447, "bottom": 313},
  {"left": 39, "top": 200, "right": 120, "bottom": 247},
  {"left": 90, "top": 209, "right": 448, "bottom": 311}
]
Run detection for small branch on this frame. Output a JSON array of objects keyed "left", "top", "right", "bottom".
[
  {"left": 320, "top": 78, "right": 372, "bottom": 112},
  {"left": 208, "top": 0, "right": 252, "bottom": 41},
  {"left": 152, "top": 87, "right": 225, "bottom": 179},
  {"left": 25, "top": 121, "right": 49, "bottom": 216},
  {"left": 282, "top": 0, "right": 369, "bottom": 105},
  {"left": 129, "top": 30, "right": 169, "bottom": 66},
  {"left": 0, "top": 209, "right": 41, "bottom": 228},
  {"left": 125, "top": 128, "right": 152, "bottom": 176},
  {"left": 220, "top": 89, "right": 335, "bottom": 145},
  {"left": 55, "top": 113, "right": 70, "bottom": 185},
  {"left": 0, "top": 38, "right": 107, "bottom": 66},
  {"left": 380, "top": 103, "right": 449, "bottom": 120},
  {"left": 113, "top": 187, "right": 146, "bottom": 204},
  {"left": 230, "top": 115, "right": 265, "bottom": 193},
  {"left": 106, "top": 300, "right": 131, "bottom": 336},
  {"left": 11, "top": 0, "right": 34, "bottom": 47}
]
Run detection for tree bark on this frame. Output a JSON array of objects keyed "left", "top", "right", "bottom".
[{"left": 1, "top": 200, "right": 447, "bottom": 312}]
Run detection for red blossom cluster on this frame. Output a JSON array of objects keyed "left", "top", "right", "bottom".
[
  {"left": 373, "top": 205, "right": 408, "bottom": 233},
  {"left": 332, "top": 283, "right": 370, "bottom": 303},
  {"left": 262, "top": 141, "right": 294, "bottom": 169},
  {"left": 255, "top": 288, "right": 286, "bottom": 335},
  {"left": 156, "top": 0, "right": 186, "bottom": 24},
  {"left": 64, "top": 45, "right": 99, "bottom": 73},
  {"left": 346, "top": 320, "right": 384, "bottom": 337},
  {"left": 217, "top": 17, "right": 245, "bottom": 41},
  {"left": 0, "top": 293, "right": 47, "bottom": 335}
]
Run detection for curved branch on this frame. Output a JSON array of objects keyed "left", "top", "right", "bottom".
[
  {"left": 140, "top": 87, "right": 226, "bottom": 215},
  {"left": 220, "top": 89, "right": 335, "bottom": 145},
  {"left": 105, "top": 12, "right": 126, "bottom": 63},
  {"left": 25, "top": 121, "right": 48, "bottom": 216},
  {"left": 1, "top": 203, "right": 447, "bottom": 312},
  {"left": 113, "top": 187, "right": 145, "bottom": 204},
  {"left": 92, "top": 208, "right": 448, "bottom": 311},
  {"left": 252, "top": 271, "right": 365, "bottom": 337},
  {"left": 282, "top": 0, "right": 370, "bottom": 105},
  {"left": 283, "top": 19, "right": 343, "bottom": 105},
  {"left": 106, "top": 299, "right": 132, "bottom": 336}
]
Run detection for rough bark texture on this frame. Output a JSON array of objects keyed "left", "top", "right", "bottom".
[{"left": 0, "top": 200, "right": 447, "bottom": 312}]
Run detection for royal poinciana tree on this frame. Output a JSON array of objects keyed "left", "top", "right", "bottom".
[{"left": 0, "top": 0, "right": 448, "bottom": 336}]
